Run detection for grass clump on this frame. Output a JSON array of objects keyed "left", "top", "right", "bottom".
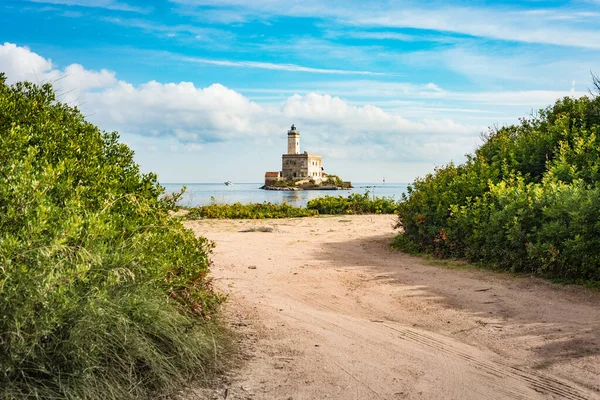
[
  {"left": 394, "top": 84, "right": 600, "bottom": 283},
  {"left": 186, "top": 201, "right": 317, "bottom": 219},
  {"left": 307, "top": 191, "right": 399, "bottom": 214},
  {"left": 0, "top": 74, "right": 226, "bottom": 399}
]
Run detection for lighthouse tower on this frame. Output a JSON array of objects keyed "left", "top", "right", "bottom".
[
  {"left": 277, "top": 124, "right": 324, "bottom": 182},
  {"left": 287, "top": 124, "right": 300, "bottom": 154}
]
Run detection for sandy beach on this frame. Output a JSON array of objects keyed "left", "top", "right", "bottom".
[{"left": 187, "top": 215, "right": 600, "bottom": 400}]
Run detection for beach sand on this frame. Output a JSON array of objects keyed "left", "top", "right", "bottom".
[{"left": 187, "top": 215, "right": 600, "bottom": 399}]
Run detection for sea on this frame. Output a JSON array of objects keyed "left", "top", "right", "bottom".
[{"left": 161, "top": 182, "right": 409, "bottom": 208}]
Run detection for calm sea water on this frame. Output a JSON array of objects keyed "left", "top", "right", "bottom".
[{"left": 162, "top": 182, "right": 408, "bottom": 208}]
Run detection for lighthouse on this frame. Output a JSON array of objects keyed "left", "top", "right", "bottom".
[
  {"left": 287, "top": 124, "right": 300, "bottom": 154},
  {"left": 264, "top": 124, "right": 325, "bottom": 185}
]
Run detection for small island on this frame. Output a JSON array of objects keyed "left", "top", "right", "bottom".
[{"left": 261, "top": 124, "right": 352, "bottom": 191}]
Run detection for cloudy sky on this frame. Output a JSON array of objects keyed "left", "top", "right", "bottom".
[{"left": 1, "top": 0, "right": 599, "bottom": 183}]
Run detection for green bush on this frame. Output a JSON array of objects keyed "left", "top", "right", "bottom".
[
  {"left": 186, "top": 201, "right": 318, "bottom": 219},
  {"left": 395, "top": 92, "right": 600, "bottom": 282},
  {"left": 0, "top": 74, "right": 225, "bottom": 399},
  {"left": 322, "top": 174, "right": 352, "bottom": 188},
  {"left": 185, "top": 192, "right": 399, "bottom": 219},
  {"left": 307, "top": 191, "right": 399, "bottom": 214}
]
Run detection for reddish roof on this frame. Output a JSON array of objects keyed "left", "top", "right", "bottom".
[{"left": 265, "top": 171, "right": 280, "bottom": 177}]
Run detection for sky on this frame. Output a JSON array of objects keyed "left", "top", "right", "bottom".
[{"left": 1, "top": 0, "right": 599, "bottom": 183}]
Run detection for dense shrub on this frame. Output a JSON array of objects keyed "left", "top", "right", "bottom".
[
  {"left": 307, "top": 192, "right": 400, "bottom": 214},
  {"left": 395, "top": 92, "right": 600, "bottom": 282},
  {"left": 186, "top": 201, "right": 318, "bottom": 219},
  {"left": 321, "top": 174, "right": 352, "bottom": 188},
  {"left": 0, "top": 74, "right": 225, "bottom": 399}
]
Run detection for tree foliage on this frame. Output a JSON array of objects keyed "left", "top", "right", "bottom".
[
  {"left": 395, "top": 90, "right": 600, "bottom": 282},
  {"left": 0, "top": 74, "right": 224, "bottom": 399},
  {"left": 307, "top": 191, "right": 399, "bottom": 214}
]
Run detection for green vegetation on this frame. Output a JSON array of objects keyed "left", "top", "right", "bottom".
[
  {"left": 186, "top": 201, "right": 318, "bottom": 219},
  {"left": 0, "top": 74, "right": 226, "bottom": 399},
  {"left": 322, "top": 174, "right": 353, "bottom": 188},
  {"left": 185, "top": 192, "right": 399, "bottom": 219},
  {"left": 307, "top": 192, "right": 400, "bottom": 214},
  {"left": 271, "top": 179, "right": 297, "bottom": 188},
  {"left": 395, "top": 83, "right": 600, "bottom": 283}
]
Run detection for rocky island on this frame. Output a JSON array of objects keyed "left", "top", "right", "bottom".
[{"left": 261, "top": 124, "right": 352, "bottom": 191}]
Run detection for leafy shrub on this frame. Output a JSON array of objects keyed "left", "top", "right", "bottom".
[
  {"left": 0, "top": 74, "right": 225, "bottom": 399},
  {"left": 395, "top": 92, "right": 600, "bottom": 282},
  {"left": 322, "top": 174, "right": 352, "bottom": 188},
  {"left": 185, "top": 192, "right": 399, "bottom": 219},
  {"left": 307, "top": 192, "right": 399, "bottom": 214},
  {"left": 186, "top": 201, "right": 317, "bottom": 219}
]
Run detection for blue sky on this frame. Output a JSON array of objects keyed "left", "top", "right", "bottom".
[{"left": 1, "top": 0, "right": 599, "bottom": 183}]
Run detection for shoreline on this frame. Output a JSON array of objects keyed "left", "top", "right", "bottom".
[{"left": 259, "top": 185, "right": 350, "bottom": 191}]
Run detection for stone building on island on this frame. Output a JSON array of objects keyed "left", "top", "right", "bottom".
[{"left": 264, "top": 124, "right": 324, "bottom": 186}]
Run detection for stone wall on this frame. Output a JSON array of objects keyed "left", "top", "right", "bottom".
[{"left": 282, "top": 154, "right": 323, "bottom": 181}]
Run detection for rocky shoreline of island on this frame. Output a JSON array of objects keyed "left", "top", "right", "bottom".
[{"left": 259, "top": 185, "right": 349, "bottom": 191}]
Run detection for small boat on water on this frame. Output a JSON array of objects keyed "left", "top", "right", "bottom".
[{"left": 224, "top": 181, "right": 233, "bottom": 186}]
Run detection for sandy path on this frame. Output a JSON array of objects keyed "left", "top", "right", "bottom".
[{"left": 187, "top": 215, "right": 600, "bottom": 400}]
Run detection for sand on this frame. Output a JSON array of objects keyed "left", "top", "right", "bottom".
[{"left": 187, "top": 215, "right": 600, "bottom": 400}]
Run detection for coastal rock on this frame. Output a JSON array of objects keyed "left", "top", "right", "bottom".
[
  {"left": 260, "top": 185, "right": 345, "bottom": 191},
  {"left": 260, "top": 186, "right": 299, "bottom": 191}
]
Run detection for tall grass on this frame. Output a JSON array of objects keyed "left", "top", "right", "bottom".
[{"left": 0, "top": 74, "right": 227, "bottom": 399}]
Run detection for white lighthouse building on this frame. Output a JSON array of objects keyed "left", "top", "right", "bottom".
[{"left": 264, "top": 124, "right": 324, "bottom": 185}]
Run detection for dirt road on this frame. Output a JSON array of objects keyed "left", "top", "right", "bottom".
[{"left": 187, "top": 215, "right": 600, "bottom": 400}]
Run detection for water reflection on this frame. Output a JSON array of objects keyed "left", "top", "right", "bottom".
[{"left": 281, "top": 190, "right": 302, "bottom": 204}]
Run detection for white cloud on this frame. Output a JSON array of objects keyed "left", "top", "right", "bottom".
[
  {"left": 0, "top": 42, "right": 53, "bottom": 82},
  {"left": 353, "top": 8, "right": 600, "bottom": 49},
  {"left": 0, "top": 42, "right": 117, "bottom": 104},
  {"left": 425, "top": 83, "right": 443, "bottom": 92},
  {"left": 403, "top": 46, "right": 600, "bottom": 89},
  {"left": 260, "top": 80, "right": 588, "bottom": 107},
  {"left": 171, "top": 0, "right": 600, "bottom": 49},
  {"left": 178, "top": 55, "right": 387, "bottom": 76},
  {"left": 103, "top": 17, "right": 235, "bottom": 43},
  {"left": 58, "top": 64, "right": 117, "bottom": 93},
  {"left": 84, "top": 80, "right": 267, "bottom": 142},
  {"left": 27, "top": 0, "right": 149, "bottom": 13},
  {"left": 333, "top": 31, "right": 415, "bottom": 42},
  {"left": 280, "top": 93, "right": 477, "bottom": 137},
  {"left": 2, "top": 42, "right": 565, "bottom": 167}
]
